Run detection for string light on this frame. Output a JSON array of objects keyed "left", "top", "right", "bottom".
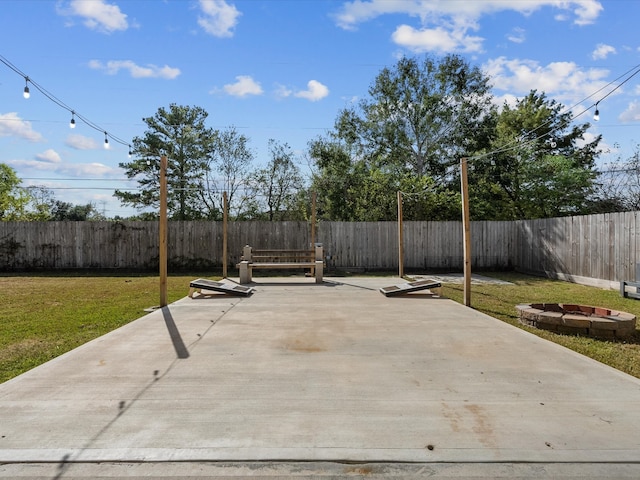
[
  {"left": 23, "top": 76, "right": 30, "bottom": 99},
  {"left": 0, "top": 54, "right": 131, "bottom": 154},
  {"left": 465, "top": 63, "right": 640, "bottom": 164}
]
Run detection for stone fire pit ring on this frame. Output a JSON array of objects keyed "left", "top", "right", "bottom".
[{"left": 516, "top": 303, "right": 636, "bottom": 340}]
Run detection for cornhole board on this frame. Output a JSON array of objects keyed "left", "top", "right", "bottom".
[
  {"left": 189, "top": 278, "right": 255, "bottom": 298},
  {"left": 379, "top": 279, "right": 442, "bottom": 297}
]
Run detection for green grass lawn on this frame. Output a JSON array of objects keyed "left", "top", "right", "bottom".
[
  {"left": 1, "top": 272, "right": 639, "bottom": 383},
  {"left": 0, "top": 273, "right": 212, "bottom": 383}
]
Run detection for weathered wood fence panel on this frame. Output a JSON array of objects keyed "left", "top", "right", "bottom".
[
  {"left": 512, "top": 212, "right": 640, "bottom": 284},
  {"left": 1, "top": 213, "right": 640, "bottom": 286}
]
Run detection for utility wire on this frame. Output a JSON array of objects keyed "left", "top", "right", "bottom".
[{"left": 466, "top": 62, "right": 640, "bottom": 163}]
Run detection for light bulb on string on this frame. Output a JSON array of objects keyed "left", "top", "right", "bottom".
[
  {"left": 594, "top": 103, "right": 600, "bottom": 122},
  {"left": 104, "top": 132, "right": 109, "bottom": 149},
  {"left": 23, "top": 77, "right": 30, "bottom": 99},
  {"left": 69, "top": 112, "right": 76, "bottom": 129}
]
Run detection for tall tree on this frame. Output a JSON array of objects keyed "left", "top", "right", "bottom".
[
  {"left": 0, "top": 164, "right": 50, "bottom": 221},
  {"left": 592, "top": 146, "right": 640, "bottom": 213},
  {"left": 309, "top": 54, "right": 495, "bottom": 221},
  {"left": 201, "top": 126, "right": 254, "bottom": 219},
  {"left": 49, "top": 201, "right": 104, "bottom": 221},
  {"left": 115, "top": 104, "right": 217, "bottom": 220},
  {"left": 335, "top": 54, "right": 495, "bottom": 179},
  {"left": 243, "top": 140, "right": 304, "bottom": 220},
  {"left": 470, "top": 91, "right": 601, "bottom": 219}
]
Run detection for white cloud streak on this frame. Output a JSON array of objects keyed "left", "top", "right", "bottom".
[
  {"left": 60, "top": 0, "right": 129, "bottom": 33},
  {"left": 334, "top": 0, "right": 603, "bottom": 53},
  {"left": 485, "top": 57, "right": 611, "bottom": 106},
  {"left": 294, "top": 80, "right": 330, "bottom": 101},
  {"left": 198, "top": 0, "right": 241, "bottom": 38},
  {"left": 65, "top": 134, "right": 100, "bottom": 150},
  {"left": 592, "top": 43, "right": 616, "bottom": 60},
  {"left": 7, "top": 159, "right": 119, "bottom": 177},
  {"left": 392, "top": 23, "right": 483, "bottom": 54},
  {"left": 88, "top": 60, "right": 181, "bottom": 79},
  {"left": 507, "top": 27, "right": 526, "bottom": 44},
  {"left": 35, "top": 149, "right": 62, "bottom": 164},
  {"left": 0, "top": 112, "right": 44, "bottom": 142},
  {"left": 223, "top": 75, "right": 263, "bottom": 97},
  {"left": 619, "top": 101, "right": 640, "bottom": 123}
]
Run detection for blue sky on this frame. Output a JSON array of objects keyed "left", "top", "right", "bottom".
[{"left": 1, "top": 0, "right": 639, "bottom": 218}]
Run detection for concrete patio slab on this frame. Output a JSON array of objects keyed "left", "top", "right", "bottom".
[{"left": 1, "top": 276, "right": 639, "bottom": 478}]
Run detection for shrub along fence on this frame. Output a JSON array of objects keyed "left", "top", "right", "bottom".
[{"left": 0, "top": 212, "right": 638, "bottom": 286}]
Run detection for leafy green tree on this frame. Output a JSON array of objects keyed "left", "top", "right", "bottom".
[
  {"left": 309, "top": 139, "right": 459, "bottom": 221},
  {"left": 242, "top": 140, "right": 305, "bottom": 220},
  {"left": 115, "top": 104, "right": 217, "bottom": 220},
  {"left": 201, "top": 126, "right": 254, "bottom": 219},
  {"left": 308, "top": 137, "right": 364, "bottom": 220},
  {"left": 0, "top": 164, "right": 50, "bottom": 221},
  {"left": 470, "top": 91, "right": 601, "bottom": 219},
  {"left": 591, "top": 146, "right": 640, "bottom": 212},
  {"left": 334, "top": 54, "right": 495, "bottom": 179},
  {"left": 309, "top": 54, "right": 495, "bottom": 221},
  {"left": 49, "top": 201, "right": 104, "bottom": 221}
]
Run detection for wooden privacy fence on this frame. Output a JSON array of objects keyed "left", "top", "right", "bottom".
[{"left": 0, "top": 212, "right": 639, "bottom": 285}]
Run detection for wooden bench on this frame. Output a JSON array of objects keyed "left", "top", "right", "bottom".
[
  {"left": 236, "top": 245, "right": 324, "bottom": 284},
  {"left": 621, "top": 280, "right": 640, "bottom": 300}
]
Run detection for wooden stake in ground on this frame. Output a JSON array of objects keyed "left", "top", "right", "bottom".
[
  {"left": 223, "top": 191, "right": 228, "bottom": 278},
  {"left": 460, "top": 157, "right": 471, "bottom": 307},
  {"left": 397, "top": 190, "right": 404, "bottom": 278},
  {"left": 159, "top": 155, "right": 168, "bottom": 307}
]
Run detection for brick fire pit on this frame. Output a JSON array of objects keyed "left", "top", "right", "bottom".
[{"left": 516, "top": 303, "right": 636, "bottom": 340}]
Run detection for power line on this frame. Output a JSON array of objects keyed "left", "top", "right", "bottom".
[{"left": 467, "top": 62, "right": 640, "bottom": 163}]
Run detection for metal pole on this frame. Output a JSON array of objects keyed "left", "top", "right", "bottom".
[
  {"left": 460, "top": 158, "right": 472, "bottom": 307},
  {"left": 159, "top": 155, "right": 168, "bottom": 307}
]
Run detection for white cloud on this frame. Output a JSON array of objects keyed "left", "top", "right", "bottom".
[
  {"left": 7, "top": 159, "right": 119, "bottom": 177},
  {"left": 0, "top": 112, "right": 44, "bottom": 142},
  {"left": 484, "top": 57, "right": 611, "bottom": 106},
  {"left": 59, "top": 0, "right": 129, "bottom": 33},
  {"left": 198, "top": 0, "right": 241, "bottom": 38},
  {"left": 35, "top": 149, "right": 62, "bottom": 164},
  {"left": 592, "top": 43, "right": 616, "bottom": 60},
  {"left": 335, "top": 0, "right": 603, "bottom": 29},
  {"left": 392, "top": 23, "right": 483, "bottom": 54},
  {"left": 294, "top": 80, "right": 330, "bottom": 102},
  {"left": 334, "top": 0, "right": 602, "bottom": 53},
  {"left": 275, "top": 84, "right": 293, "bottom": 99},
  {"left": 65, "top": 134, "right": 100, "bottom": 150},
  {"left": 63, "top": 162, "right": 118, "bottom": 177},
  {"left": 223, "top": 75, "right": 263, "bottom": 97},
  {"left": 88, "top": 60, "right": 181, "bottom": 79},
  {"left": 507, "top": 27, "right": 526, "bottom": 44},
  {"left": 619, "top": 101, "right": 640, "bottom": 123}
]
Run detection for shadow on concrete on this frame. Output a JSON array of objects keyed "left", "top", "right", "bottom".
[
  {"left": 162, "top": 306, "right": 190, "bottom": 359},
  {"left": 323, "top": 279, "right": 377, "bottom": 291}
]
